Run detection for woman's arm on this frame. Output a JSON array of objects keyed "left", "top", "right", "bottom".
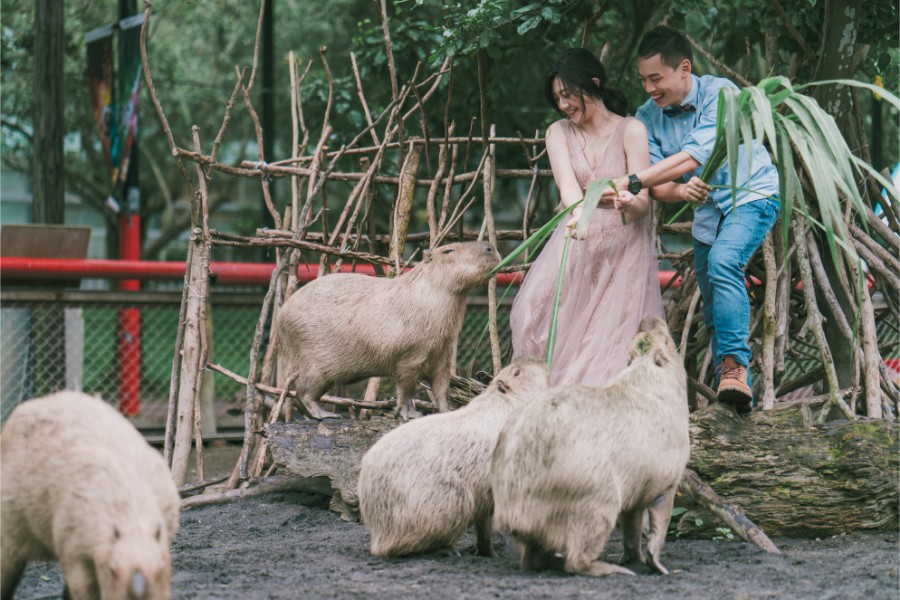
[
  {"left": 545, "top": 121, "right": 584, "bottom": 209},
  {"left": 615, "top": 119, "right": 652, "bottom": 220}
]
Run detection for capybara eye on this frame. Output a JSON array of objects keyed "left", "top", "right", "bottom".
[
  {"left": 442, "top": 248, "right": 455, "bottom": 254},
  {"left": 156, "top": 525, "right": 162, "bottom": 542},
  {"left": 514, "top": 369, "right": 521, "bottom": 376},
  {"left": 113, "top": 526, "right": 120, "bottom": 540}
]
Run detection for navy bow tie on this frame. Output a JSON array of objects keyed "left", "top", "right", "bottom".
[{"left": 662, "top": 103, "right": 696, "bottom": 117}]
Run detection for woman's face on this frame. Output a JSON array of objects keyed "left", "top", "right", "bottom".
[{"left": 551, "top": 77, "right": 595, "bottom": 125}]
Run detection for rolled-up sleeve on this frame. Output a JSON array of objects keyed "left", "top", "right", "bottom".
[
  {"left": 636, "top": 107, "right": 665, "bottom": 165},
  {"left": 681, "top": 80, "right": 734, "bottom": 167}
]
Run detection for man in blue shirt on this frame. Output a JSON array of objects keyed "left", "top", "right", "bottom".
[{"left": 607, "top": 26, "right": 780, "bottom": 415}]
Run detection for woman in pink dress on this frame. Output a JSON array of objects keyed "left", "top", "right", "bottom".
[{"left": 510, "top": 48, "right": 664, "bottom": 387}]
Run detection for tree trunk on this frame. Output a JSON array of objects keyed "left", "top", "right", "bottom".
[
  {"left": 264, "top": 401, "right": 898, "bottom": 537},
  {"left": 265, "top": 417, "right": 401, "bottom": 521},
  {"left": 33, "top": 0, "right": 65, "bottom": 225},
  {"left": 688, "top": 404, "right": 898, "bottom": 537}
]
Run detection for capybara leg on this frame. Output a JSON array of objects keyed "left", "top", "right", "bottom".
[
  {"left": 563, "top": 513, "right": 634, "bottom": 577},
  {"left": 299, "top": 387, "right": 339, "bottom": 420},
  {"left": 430, "top": 362, "right": 452, "bottom": 413},
  {"left": 619, "top": 509, "right": 646, "bottom": 566},
  {"left": 474, "top": 511, "right": 496, "bottom": 558},
  {"left": 0, "top": 544, "right": 26, "bottom": 600},
  {"left": 393, "top": 381, "right": 422, "bottom": 421},
  {"left": 60, "top": 557, "right": 100, "bottom": 600},
  {"left": 645, "top": 489, "right": 675, "bottom": 575},
  {"left": 518, "top": 540, "right": 563, "bottom": 572}
]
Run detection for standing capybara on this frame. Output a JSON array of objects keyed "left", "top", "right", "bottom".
[
  {"left": 1, "top": 392, "right": 180, "bottom": 600},
  {"left": 491, "top": 316, "right": 689, "bottom": 576},
  {"left": 358, "top": 357, "right": 550, "bottom": 557},
  {"left": 275, "top": 240, "right": 500, "bottom": 420}
]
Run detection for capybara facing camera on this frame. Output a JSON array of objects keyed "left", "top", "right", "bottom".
[
  {"left": 491, "top": 315, "right": 690, "bottom": 576},
  {"left": 358, "top": 357, "right": 550, "bottom": 557},
  {"left": 1, "top": 392, "right": 180, "bottom": 600},
  {"left": 275, "top": 240, "right": 501, "bottom": 420}
]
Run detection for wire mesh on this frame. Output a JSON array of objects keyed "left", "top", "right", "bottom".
[{"left": 0, "top": 290, "right": 513, "bottom": 426}]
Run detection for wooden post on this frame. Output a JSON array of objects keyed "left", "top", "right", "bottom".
[{"left": 170, "top": 230, "right": 211, "bottom": 486}]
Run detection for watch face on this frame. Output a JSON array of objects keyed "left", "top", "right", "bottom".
[{"left": 628, "top": 176, "right": 641, "bottom": 194}]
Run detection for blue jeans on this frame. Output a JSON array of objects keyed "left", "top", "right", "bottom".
[{"left": 693, "top": 197, "right": 780, "bottom": 384}]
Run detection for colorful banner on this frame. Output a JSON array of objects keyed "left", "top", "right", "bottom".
[
  {"left": 85, "top": 14, "right": 143, "bottom": 208},
  {"left": 114, "top": 14, "right": 144, "bottom": 206},
  {"left": 86, "top": 25, "right": 115, "bottom": 172}
]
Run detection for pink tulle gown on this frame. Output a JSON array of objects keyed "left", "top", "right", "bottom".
[{"left": 510, "top": 117, "right": 664, "bottom": 387}]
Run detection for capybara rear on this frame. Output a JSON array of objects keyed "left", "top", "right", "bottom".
[
  {"left": 1, "top": 392, "right": 180, "bottom": 600},
  {"left": 358, "top": 358, "right": 550, "bottom": 557},
  {"left": 491, "top": 316, "right": 689, "bottom": 576},
  {"left": 275, "top": 240, "right": 500, "bottom": 420}
]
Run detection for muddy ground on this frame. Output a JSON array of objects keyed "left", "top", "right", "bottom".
[{"left": 12, "top": 443, "right": 899, "bottom": 600}]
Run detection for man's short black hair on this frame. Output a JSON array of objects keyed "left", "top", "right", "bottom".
[{"left": 637, "top": 26, "right": 693, "bottom": 69}]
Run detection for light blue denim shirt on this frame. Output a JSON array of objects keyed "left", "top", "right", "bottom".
[{"left": 635, "top": 74, "right": 780, "bottom": 244}]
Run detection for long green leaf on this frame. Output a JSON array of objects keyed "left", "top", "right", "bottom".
[
  {"left": 489, "top": 200, "right": 581, "bottom": 274},
  {"left": 796, "top": 78, "right": 900, "bottom": 111},
  {"left": 545, "top": 229, "right": 572, "bottom": 369}
]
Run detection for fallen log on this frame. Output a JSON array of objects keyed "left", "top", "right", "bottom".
[
  {"left": 688, "top": 403, "right": 898, "bottom": 537},
  {"left": 265, "top": 417, "right": 400, "bottom": 521}
]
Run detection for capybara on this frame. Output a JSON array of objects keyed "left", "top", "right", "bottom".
[
  {"left": 358, "top": 357, "right": 550, "bottom": 557},
  {"left": 1, "top": 392, "right": 180, "bottom": 600},
  {"left": 491, "top": 316, "right": 689, "bottom": 576},
  {"left": 275, "top": 240, "right": 501, "bottom": 420}
]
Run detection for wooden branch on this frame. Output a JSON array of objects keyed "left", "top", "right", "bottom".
[
  {"left": 164, "top": 240, "right": 192, "bottom": 467},
  {"left": 206, "top": 362, "right": 434, "bottom": 412},
  {"left": 791, "top": 217, "right": 854, "bottom": 421},
  {"left": 178, "top": 474, "right": 230, "bottom": 497},
  {"left": 761, "top": 234, "right": 777, "bottom": 410},
  {"left": 377, "top": 0, "right": 399, "bottom": 102},
  {"left": 844, "top": 252, "right": 884, "bottom": 418},
  {"left": 805, "top": 228, "right": 854, "bottom": 340},
  {"left": 850, "top": 223, "right": 900, "bottom": 277},
  {"left": 350, "top": 51, "right": 379, "bottom": 146},
  {"left": 679, "top": 468, "right": 781, "bottom": 554},
  {"left": 679, "top": 288, "right": 702, "bottom": 358},
  {"left": 139, "top": 1, "right": 194, "bottom": 196},
  {"left": 182, "top": 476, "right": 332, "bottom": 510},
  {"left": 765, "top": 0, "right": 816, "bottom": 61},
  {"left": 683, "top": 31, "right": 752, "bottom": 87},
  {"left": 209, "top": 68, "right": 246, "bottom": 168},
  {"left": 245, "top": 0, "right": 265, "bottom": 91},
  {"left": 233, "top": 257, "right": 286, "bottom": 487},
  {"left": 236, "top": 64, "right": 281, "bottom": 229}
]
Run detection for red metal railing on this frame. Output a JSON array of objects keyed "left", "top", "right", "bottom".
[{"left": 0, "top": 257, "right": 683, "bottom": 414}]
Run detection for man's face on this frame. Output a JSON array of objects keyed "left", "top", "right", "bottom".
[{"left": 637, "top": 54, "right": 692, "bottom": 108}]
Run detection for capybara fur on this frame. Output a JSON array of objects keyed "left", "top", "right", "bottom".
[
  {"left": 491, "top": 316, "right": 689, "bottom": 577},
  {"left": 358, "top": 357, "right": 550, "bottom": 557},
  {"left": 275, "top": 240, "right": 500, "bottom": 420},
  {"left": 1, "top": 392, "right": 180, "bottom": 600}
]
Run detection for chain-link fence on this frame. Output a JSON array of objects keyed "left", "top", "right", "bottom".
[{"left": 0, "top": 287, "right": 513, "bottom": 427}]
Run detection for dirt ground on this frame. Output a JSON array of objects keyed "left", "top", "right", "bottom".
[{"left": 11, "top": 443, "right": 900, "bottom": 600}]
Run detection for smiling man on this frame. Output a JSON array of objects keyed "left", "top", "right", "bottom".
[{"left": 606, "top": 25, "right": 781, "bottom": 416}]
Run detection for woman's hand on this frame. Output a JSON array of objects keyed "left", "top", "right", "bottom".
[
  {"left": 565, "top": 205, "right": 587, "bottom": 239},
  {"left": 614, "top": 190, "right": 637, "bottom": 221},
  {"left": 679, "top": 176, "right": 711, "bottom": 204}
]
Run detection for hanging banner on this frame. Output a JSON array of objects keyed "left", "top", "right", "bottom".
[
  {"left": 86, "top": 25, "right": 115, "bottom": 175},
  {"left": 114, "top": 14, "right": 144, "bottom": 207}
]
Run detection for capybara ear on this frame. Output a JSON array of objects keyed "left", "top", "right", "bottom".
[
  {"left": 422, "top": 249, "right": 433, "bottom": 263},
  {"left": 497, "top": 380, "right": 510, "bottom": 394},
  {"left": 653, "top": 348, "right": 668, "bottom": 367}
]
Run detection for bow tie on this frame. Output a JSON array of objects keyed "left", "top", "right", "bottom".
[{"left": 662, "top": 103, "right": 696, "bottom": 117}]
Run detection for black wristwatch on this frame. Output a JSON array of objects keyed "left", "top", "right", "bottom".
[{"left": 626, "top": 174, "right": 642, "bottom": 195}]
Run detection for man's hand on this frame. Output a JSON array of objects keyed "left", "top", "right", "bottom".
[{"left": 680, "top": 176, "right": 711, "bottom": 204}]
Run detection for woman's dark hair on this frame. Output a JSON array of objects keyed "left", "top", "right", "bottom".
[
  {"left": 637, "top": 26, "right": 693, "bottom": 69},
  {"left": 543, "top": 48, "right": 628, "bottom": 118}
]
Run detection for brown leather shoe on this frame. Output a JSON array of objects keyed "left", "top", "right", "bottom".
[{"left": 717, "top": 357, "right": 753, "bottom": 415}]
